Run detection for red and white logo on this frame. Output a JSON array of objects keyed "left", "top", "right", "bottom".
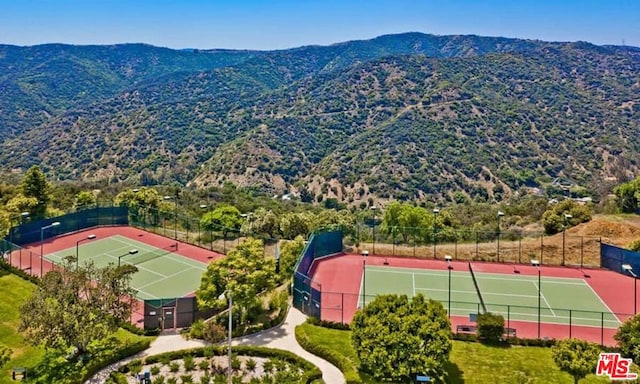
[{"left": 596, "top": 353, "right": 638, "bottom": 380}]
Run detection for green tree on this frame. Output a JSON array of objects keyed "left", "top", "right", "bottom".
[
  {"left": 279, "top": 212, "right": 311, "bottom": 240},
  {"left": 197, "top": 238, "right": 276, "bottom": 320},
  {"left": 114, "top": 187, "right": 163, "bottom": 225},
  {"left": 614, "top": 314, "right": 640, "bottom": 364},
  {"left": 351, "top": 294, "right": 452, "bottom": 383},
  {"left": 614, "top": 178, "right": 640, "bottom": 213},
  {"left": 200, "top": 205, "right": 243, "bottom": 238},
  {"left": 278, "top": 236, "right": 305, "bottom": 277},
  {"left": 74, "top": 191, "right": 97, "bottom": 209},
  {"left": 19, "top": 258, "right": 137, "bottom": 357},
  {"left": 20, "top": 165, "right": 51, "bottom": 219},
  {"left": 551, "top": 338, "right": 601, "bottom": 384},
  {"left": 0, "top": 344, "right": 11, "bottom": 368},
  {"left": 242, "top": 208, "right": 279, "bottom": 238},
  {"left": 542, "top": 199, "right": 592, "bottom": 235}
]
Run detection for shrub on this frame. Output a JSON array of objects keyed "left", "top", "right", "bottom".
[
  {"left": 246, "top": 357, "right": 257, "bottom": 371},
  {"left": 169, "top": 361, "right": 181, "bottom": 373},
  {"left": 477, "top": 312, "right": 505, "bottom": 343},
  {"left": 231, "top": 355, "right": 242, "bottom": 371},
  {"left": 198, "top": 359, "right": 210, "bottom": 371},
  {"left": 189, "top": 319, "right": 206, "bottom": 339},
  {"left": 180, "top": 374, "right": 194, "bottom": 383},
  {"left": 183, "top": 355, "right": 195, "bottom": 371},
  {"left": 203, "top": 322, "right": 227, "bottom": 343},
  {"left": 150, "top": 365, "right": 161, "bottom": 375}
]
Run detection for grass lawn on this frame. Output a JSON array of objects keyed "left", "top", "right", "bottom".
[
  {"left": 0, "top": 273, "right": 44, "bottom": 384},
  {"left": 296, "top": 322, "right": 612, "bottom": 383},
  {"left": 0, "top": 272, "right": 153, "bottom": 384}
]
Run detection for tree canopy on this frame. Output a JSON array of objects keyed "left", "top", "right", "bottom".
[
  {"left": 19, "top": 258, "right": 137, "bottom": 357},
  {"left": 351, "top": 293, "right": 452, "bottom": 383},
  {"left": 614, "top": 314, "right": 640, "bottom": 365},
  {"left": 0, "top": 344, "right": 10, "bottom": 369},
  {"left": 20, "top": 165, "right": 50, "bottom": 219},
  {"left": 196, "top": 238, "right": 277, "bottom": 318}
]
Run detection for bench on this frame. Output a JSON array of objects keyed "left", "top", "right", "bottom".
[
  {"left": 455, "top": 325, "right": 517, "bottom": 338},
  {"left": 456, "top": 325, "right": 477, "bottom": 334},
  {"left": 12, "top": 367, "right": 27, "bottom": 380}
]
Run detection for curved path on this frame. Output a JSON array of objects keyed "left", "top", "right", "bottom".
[{"left": 85, "top": 307, "right": 345, "bottom": 384}]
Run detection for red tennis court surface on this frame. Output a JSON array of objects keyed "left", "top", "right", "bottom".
[
  {"left": 6, "top": 225, "right": 224, "bottom": 326},
  {"left": 311, "top": 254, "right": 636, "bottom": 346}
]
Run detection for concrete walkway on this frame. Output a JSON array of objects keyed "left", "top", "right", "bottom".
[{"left": 85, "top": 307, "right": 345, "bottom": 384}]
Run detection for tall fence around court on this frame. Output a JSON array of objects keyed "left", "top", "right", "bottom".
[
  {"left": 292, "top": 229, "right": 343, "bottom": 319},
  {"left": 141, "top": 297, "right": 215, "bottom": 331},
  {"left": 347, "top": 224, "right": 602, "bottom": 267},
  {"left": 128, "top": 205, "right": 273, "bottom": 255},
  {"left": 1, "top": 206, "right": 129, "bottom": 277},
  {"left": 319, "top": 292, "right": 630, "bottom": 346},
  {"left": 601, "top": 243, "right": 640, "bottom": 275},
  {"left": 6, "top": 206, "right": 128, "bottom": 246}
]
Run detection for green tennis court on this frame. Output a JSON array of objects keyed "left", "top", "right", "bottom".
[
  {"left": 361, "top": 265, "right": 620, "bottom": 328},
  {"left": 44, "top": 234, "right": 207, "bottom": 300}
]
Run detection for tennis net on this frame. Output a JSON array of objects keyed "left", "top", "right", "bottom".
[
  {"left": 468, "top": 261, "right": 488, "bottom": 313},
  {"left": 119, "top": 243, "right": 178, "bottom": 266}
]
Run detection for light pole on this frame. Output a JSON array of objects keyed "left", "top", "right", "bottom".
[
  {"left": 562, "top": 213, "right": 572, "bottom": 266},
  {"left": 118, "top": 249, "right": 139, "bottom": 267},
  {"left": 219, "top": 289, "right": 233, "bottom": 384},
  {"left": 497, "top": 211, "right": 505, "bottom": 262},
  {"left": 433, "top": 208, "right": 440, "bottom": 258},
  {"left": 40, "top": 222, "right": 61, "bottom": 276},
  {"left": 75, "top": 234, "right": 97, "bottom": 269},
  {"left": 164, "top": 193, "right": 178, "bottom": 240},
  {"left": 532, "top": 259, "right": 541, "bottom": 338},
  {"left": 361, "top": 250, "right": 368, "bottom": 308},
  {"left": 623, "top": 264, "right": 637, "bottom": 315},
  {"left": 370, "top": 206, "right": 377, "bottom": 255},
  {"left": 445, "top": 255, "right": 453, "bottom": 317}
]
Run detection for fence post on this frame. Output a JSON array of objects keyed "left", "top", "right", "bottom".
[
  {"left": 507, "top": 305, "right": 510, "bottom": 334},
  {"left": 475, "top": 232, "right": 479, "bottom": 260},
  {"left": 518, "top": 237, "right": 522, "bottom": 264},
  {"left": 341, "top": 293, "right": 344, "bottom": 324},
  {"left": 540, "top": 235, "right": 544, "bottom": 264},
  {"left": 569, "top": 310, "right": 572, "bottom": 338},
  {"left": 580, "top": 237, "right": 584, "bottom": 267}
]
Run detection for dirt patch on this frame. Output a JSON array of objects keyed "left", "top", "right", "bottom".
[{"left": 354, "top": 215, "right": 640, "bottom": 267}]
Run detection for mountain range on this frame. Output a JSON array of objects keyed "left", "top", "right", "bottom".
[{"left": 1, "top": 32, "right": 639, "bottom": 204}]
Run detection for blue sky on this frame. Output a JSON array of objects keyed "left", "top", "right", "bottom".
[{"left": 1, "top": 0, "right": 638, "bottom": 50}]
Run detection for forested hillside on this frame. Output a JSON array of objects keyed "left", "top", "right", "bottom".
[{"left": 0, "top": 33, "right": 638, "bottom": 204}]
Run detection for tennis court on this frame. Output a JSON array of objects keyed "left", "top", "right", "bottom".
[
  {"left": 361, "top": 264, "right": 620, "bottom": 328},
  {"left": 44, "top": 234, "right": 207, "bottom": 300}
]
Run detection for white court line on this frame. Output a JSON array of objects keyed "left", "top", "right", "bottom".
[
  {"left": 109, "top": 235, "right": 206, "bottom": 270},
  {"left": 102, "top": 250, "right": 167, "bottom": 278},
  {"left": 532, "top": 280, "right": 557, "bottom": 317},
  {"left": 412, "top": 272, "right": 416, "bottom": 296},
  {"left": 136, "top": 266, "right": 201, "bottom": 291},
  {"left": 369, "top": 267, "right": 586, "bottom": 286},
  {"left": 415, "top": 287, "right": 539, "bottom": 300},
  {"left": 581, "top": 279, "right": 621, "bottom": 323}
]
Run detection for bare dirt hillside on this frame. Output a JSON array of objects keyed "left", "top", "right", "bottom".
[{"left": 356, "top": 215, "right": 640, "bottom": 267}]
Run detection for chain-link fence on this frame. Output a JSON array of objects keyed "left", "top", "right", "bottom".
[{"left": 346, "top": 224, "right": 602, "bottom": 267}]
